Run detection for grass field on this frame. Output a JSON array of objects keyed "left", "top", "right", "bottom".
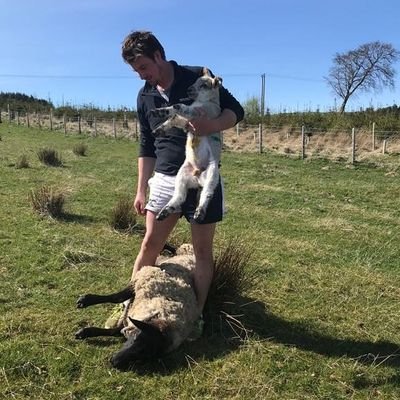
[{"left": 1, "top": 124, "right": 400, "bottom": 399}]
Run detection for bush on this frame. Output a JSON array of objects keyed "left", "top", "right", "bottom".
[
  {"left": 37, "top": 147, "right": 63, "bottom": 167},
  {"left": 72, "top": 143, "right": 88, "bottom": 156},
  {"left": 29, "top": 186, "right": 66, "bottom": 218}
]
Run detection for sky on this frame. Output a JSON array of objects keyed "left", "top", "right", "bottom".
[{"left": 1, "top": 0, "right": 400, "bottom": 113}]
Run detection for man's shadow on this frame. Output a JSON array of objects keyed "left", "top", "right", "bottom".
[{"left": 136, "top": 296, "right": 400, "bottom": 379}]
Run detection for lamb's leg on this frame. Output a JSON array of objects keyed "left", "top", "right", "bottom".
[
  {"left": 193, "top": 162, "right": 219, "bottom": 223},
  {"left": 75, "top": 326, "right": 122, "bottom": 340},
  {"left": 76, "top": 286, "right": 134, "bottom": 309},
  {"left": 156, "top": 165, "right": 193, "bottom": 221}
]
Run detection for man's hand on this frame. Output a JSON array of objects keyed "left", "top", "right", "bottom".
[{"left": 134, "top": 192, "right": 147, "bottom": 216}]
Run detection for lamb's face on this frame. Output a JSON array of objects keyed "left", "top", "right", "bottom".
[
  {"left": 110, "top": 318, "right": 169, "bottom": 370},
  {"left": 187, "top": 71, "right": 222, "bottom": 102}
]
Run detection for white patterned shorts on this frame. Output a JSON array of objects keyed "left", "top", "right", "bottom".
[{"left": 145, "top": 172, "right": 225, "bottom": 223}]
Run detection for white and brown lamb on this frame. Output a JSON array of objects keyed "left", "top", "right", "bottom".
[{"left": 75, "top": 244, "right": 201, "bottom": 369}]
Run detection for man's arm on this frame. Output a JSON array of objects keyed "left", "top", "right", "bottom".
[
  {"left": 189, "top": 108, "right": 238, "bottom": 136},
  {"left": 134, "top": 157, "right": 156, "bottom": 215}
]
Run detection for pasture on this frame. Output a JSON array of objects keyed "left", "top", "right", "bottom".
[{"left": 0, "top": 124, "right": 400, "bottom": 399}]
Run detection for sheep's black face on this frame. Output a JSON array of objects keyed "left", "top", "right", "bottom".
[{"left": 110, "top": 319, "right": 168, "bottom": 370}]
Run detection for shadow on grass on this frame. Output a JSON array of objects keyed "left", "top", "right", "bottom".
[
  {"left": 126, "top": 296, "right": 400, "bottom": 375},
  {"left": 58, "top": 212, "right": 96, "bottom": 224}
]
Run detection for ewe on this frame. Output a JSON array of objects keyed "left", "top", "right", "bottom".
[{"left": 75, "top": 244, "right": 200, "bottom": 369}]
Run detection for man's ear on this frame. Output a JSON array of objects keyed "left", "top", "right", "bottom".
[{"left": 153, "top": 50, "right": 163, "bottom": 64}]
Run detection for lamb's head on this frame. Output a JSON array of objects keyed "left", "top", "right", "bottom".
[
  {"left": 110, "top": 318, "right": 170, "bottom": 370},
  {"left": 187, "top": 67, "right": 222, "bottom": 102}
]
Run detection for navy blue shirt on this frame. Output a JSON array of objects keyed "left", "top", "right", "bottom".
[{"left": 137, "top": 61, "right": 244, "bottom": 175}]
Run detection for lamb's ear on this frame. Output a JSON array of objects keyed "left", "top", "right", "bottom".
[
  {"left": 213, "top": 76, "right": 223, "bottom": 88},
  {"left": 129, "top": 318, "right": 160, "bottom": 334},
  {"left": 202, "top": 67, "right": 210, "bottom": 76}
]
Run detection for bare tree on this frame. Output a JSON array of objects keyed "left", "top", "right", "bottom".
[{"left": 325, "top": 41, "right": 399, "bottom": 114}]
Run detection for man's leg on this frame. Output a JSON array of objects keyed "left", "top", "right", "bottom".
[
  {"left": 131, "top": 211, "right": 180, "bottom": 279},
  {"left": 191, "top": 222, "right": 216, "bottom": 312}
]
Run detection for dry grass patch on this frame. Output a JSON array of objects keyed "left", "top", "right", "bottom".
[
  {"left": 37, "top": 147, "right": 63, "bottom": 167},
  {"left": 29, "top": 185, "right": 66, "bottom": 218}
]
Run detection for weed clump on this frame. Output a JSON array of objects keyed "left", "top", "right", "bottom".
[
  {"left": 110, "top": 195, "right": 143, "bottom": 234},
  {"left": 37, "top": 147, "right": 63, "bottom": 166},
  {"left": 29, "top": 185, "right": 66, "bottom": 218},
  {"left": 72, "top": 143, "right": 88, "bottom": 156},
  {"left": 16, "top": 154, "right": 30, "bottom": 169}
]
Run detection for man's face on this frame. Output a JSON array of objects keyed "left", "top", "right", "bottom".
[{"left": 131, "top": 52, "right": 162, "bottom": 86}]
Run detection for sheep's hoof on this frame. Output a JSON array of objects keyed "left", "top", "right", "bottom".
[
  {"left": 75, "top": 328, "right": 89, "bottom": 340},
  {"left": 76, "top": 294, "right": 94, "bottom": 308}
]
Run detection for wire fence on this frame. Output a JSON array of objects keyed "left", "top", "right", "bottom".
[
  {"left": 0, "top": 108, "right": 139, "bottom": 140},
  {"left": 2, "top": 109, "right": 400, "bottom": 163}
]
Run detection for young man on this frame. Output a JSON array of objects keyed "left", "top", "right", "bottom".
[{"left": 121, "top": 31, "right": 244, "bottom": 315}]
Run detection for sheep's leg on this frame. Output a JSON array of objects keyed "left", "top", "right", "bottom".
[
  {"left": 75, "top": 326, "right": 122, "bottom": 340},
  {"left": 76, "top": 286, "right": 134, "bottom": 309},
  {"left": 193, "top": 162, "right": 219, "bottom": 223},
  {"left": 156, "top": 165, "right": 194, "bottom": 221}
]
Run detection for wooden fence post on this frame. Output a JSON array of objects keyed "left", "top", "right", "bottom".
[
  {"left": 113, "top": 118, "right": 116, "bottom": 139},
  {"left": 382, "top": 139, "right": 387, "bottom": 154},
  {"left": 38, "top": 112, "right": 41, "bottom": 129},
  {"left": 50, "top": 109, "right": 53, "bottom": 131},
  {"left": 258, "top": 123, "right": 263, "bottom": 153},
  {"left": 8, "top": 104, "right": 11, "bottom": 122},
  {"left": 16, "top": 111, "right": 19, "bottom": 125},
  {"left": 26, "top": 111, "right": 30, "bottom": 127},
  {"left": 351, "top": 128, "right": 356, "bottom": 164},
  {"left": 94, "top": 116, "right": 97, "bottom": 137},
  {"left": 301, "top": 125, "right": 306, "bottom": 159},
  {"left": 63, "top": 114, "right": 67, "bottom": 135},
  {"left": 372, "top": 122, "right": 376, "bottom": 151},
  {"left": 236, "top": 123, "right": 240, "bottom": 137},
  {"left": 78, "top": 114, "right": 81, "bottom": 134}
]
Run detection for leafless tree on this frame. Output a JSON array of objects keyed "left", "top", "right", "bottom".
[{"left": 325, "top": 41, "right": 399, "bottom": 114}]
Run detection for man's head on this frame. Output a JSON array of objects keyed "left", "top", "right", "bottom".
[{"left": 122, "top": 31, "right": 167, "bottom": 85}]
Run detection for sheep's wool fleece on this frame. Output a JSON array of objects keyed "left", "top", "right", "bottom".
[{"left": 123, "top": 249, "right": 199, "bottom": 351}]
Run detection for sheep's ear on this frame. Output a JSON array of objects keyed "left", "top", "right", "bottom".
[{"left": 129, "top": 318, "right": 160, "bottom": 334}]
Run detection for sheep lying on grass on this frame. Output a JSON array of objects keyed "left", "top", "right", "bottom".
[
  {"left": 75, "top": 240, "right": 252, "bottom": 369},
  {"left": 75, "top": 244, "right": 200, "bottom": 369}
]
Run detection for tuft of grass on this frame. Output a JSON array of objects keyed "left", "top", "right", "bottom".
[
  {"left": 29, "top": 185, "right": 66, "bottom": 218},
  {"left": 15, "top": 154, "right": 30, "bottom": 169},
  {"left": 72, "top": 143, "right": 88, "bottom": 156},
  {"left": 110, "top": 195, "right": 143, "bottom": 234},
  {"left": 37, "top": 147, "right": 63, "bottom": 166}
]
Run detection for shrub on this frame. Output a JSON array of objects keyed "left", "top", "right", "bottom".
[
  {"left": 110, "top": 195, "right": 142, "bottom": 233},
  {"left": 72, "top": 143, "right": 88, "bottom": 156},
  {"left": 29, "top": 185, "right": 66, "bottom": 218},
  {"left": 15, "top": 154, "right": 30, "bottom": 169},
  {"left": 37, "top": 147, "right": 63, "bottom": 167}
]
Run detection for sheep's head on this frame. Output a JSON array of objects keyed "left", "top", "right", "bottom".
[{"left": 110, "top": 318, "right": 170, "bottom": 369}]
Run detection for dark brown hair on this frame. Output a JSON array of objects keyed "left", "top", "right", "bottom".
[{"left": 122, "top": 31, "right": 166, "bottom": 63}]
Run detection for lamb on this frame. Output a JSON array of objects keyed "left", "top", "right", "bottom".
[
  {"left": 151, "top": 67, "right": 223, "bottom": 223},
  {"left": 75, "top": 244, "right": 201, "bottom": 369}
]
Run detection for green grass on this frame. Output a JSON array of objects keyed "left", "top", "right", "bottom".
[{"left": 1, "top": 123, "right": 400, "bottom": 399}]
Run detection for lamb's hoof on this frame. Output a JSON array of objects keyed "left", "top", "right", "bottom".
[
  {"left": 75, "top": 328, "right": 88, "bottom": 340},
  {"left": 156, "top": 207, "right": 174, "bottom": 221},
  {"left": 152, "top": 127, "right": 165, "bottom": 137},
  {"left": 76, "top": 294, "right": 93, "bottom": 308},
  {"left": 193, "top": 209, "right": 206, "bottom": 223}
]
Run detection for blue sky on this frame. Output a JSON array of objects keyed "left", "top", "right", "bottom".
[{"left": 1, "top": 0, "right": 399, "bottom": 112}]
